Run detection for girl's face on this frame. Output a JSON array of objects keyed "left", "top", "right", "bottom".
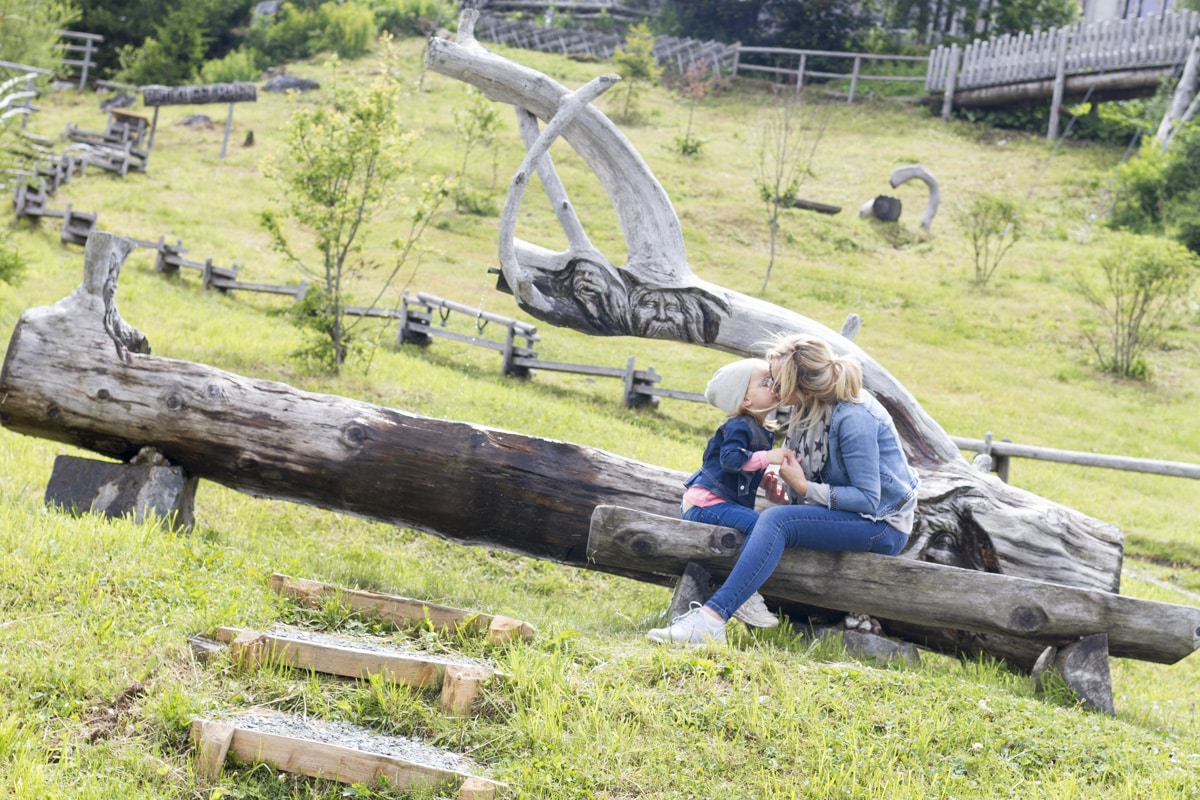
[{"left": 744, "top": 362, "right": 780, "bottom": 413}]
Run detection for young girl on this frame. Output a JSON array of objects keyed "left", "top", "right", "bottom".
[{"left": 677, "top": 358, "right": 785, "bottom": 629}]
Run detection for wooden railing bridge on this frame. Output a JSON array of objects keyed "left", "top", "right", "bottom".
[{"left": 927, "top": 10, "right": 1200, "bottom": 137}]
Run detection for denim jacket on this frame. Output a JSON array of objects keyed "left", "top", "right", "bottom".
[
  {"left": 819, "top": 395, "right": 920, "bottom": 521},
  {"left": 684, "top": 416, "right": 775, "bottom": 508}
]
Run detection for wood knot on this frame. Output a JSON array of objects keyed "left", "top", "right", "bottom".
[
  {"left": 1007, "top": 605, "right": 1049, "bottom": 634},
  {"left": 236, "top": 455, "right": 258, "bottom": 472},
  {"left": 340, "top": 423, "right": 368, "bottom": 448},
  {"left": 203, "top": 382, "right": 228, "bottom": 402},
  {"left": 46, "top": 401, "right": 61, "bottom": 418},
  {"left": 97, "top": 388, "right": 111, "bottom": 400},
  {"left": 630, "top": 535, "right": 657, "bottom": 557},
  {"left": 160, "top": 392, "right": 184, "bottom": 411}
]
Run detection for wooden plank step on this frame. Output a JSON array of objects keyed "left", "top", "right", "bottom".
[
  {"left": 269, "top": 572, "right": 535, "bottom": 644},
  {"left": 213, "top": 625, "right": 494, "bottom": 715},
  {"left": 190, "top": 714, "right": 502, "bottom": 798}
]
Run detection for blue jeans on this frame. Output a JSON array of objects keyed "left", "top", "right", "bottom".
[
  {"left": 681, "top": 501, "right": 760, "bottom": 536},
  {"left": 706, "top": 503, "right": 909, "bottom": 621}
]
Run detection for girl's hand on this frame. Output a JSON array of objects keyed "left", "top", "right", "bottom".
[
  {"left": 763, "top": 447, "right": 786, "bottom": 465},
  {"left": 761, "top": 471, "right": 788, "bottom": 504},
  {"left": 779, "top": 450, "right": 808, "bottom": 497}
]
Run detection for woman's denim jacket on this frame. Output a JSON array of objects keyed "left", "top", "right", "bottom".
[
  {"left": 820, "top": 395, "right": 919, "bottom": 520},
  {"left": 684, "top": 416, "right": 775, "bottom": 508}
]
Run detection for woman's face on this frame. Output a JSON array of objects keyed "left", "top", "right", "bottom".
[{"left": 768, "top": 355, "right": 803, "bottom": 405}]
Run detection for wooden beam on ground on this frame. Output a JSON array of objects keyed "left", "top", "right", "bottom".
[
  {"left": 214, "top": 626, "right": 494, "bottom": 714},
  {"left": 269, "top": 573, "right": 535, "bottom": 644},
  {"left": 188, "top": 716, "right": 501, "bottom": 798},
  {"left": 587, "top": 505, "right": 1200, "bottom": 665}
]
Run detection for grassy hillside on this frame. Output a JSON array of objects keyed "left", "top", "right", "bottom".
[{"left": 1, "top": 34, "right": 1199, "bottom": 798}]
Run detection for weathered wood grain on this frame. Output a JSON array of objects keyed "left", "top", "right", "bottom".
[{"left": 587, "top": 505, "right": 1200, "bottom": 665}]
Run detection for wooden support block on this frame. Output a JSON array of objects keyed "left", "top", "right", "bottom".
[
  {"left": 193, "top": 719, "right": 235, "bottom": 781},
  {"left": 667, "top": 561, "right": 713, "bottom": 621},
  {"left": 43, "top": 453, "right": 197, "bottom": 530},
  {"left": 1031, "top": 634, "right": 1115, "bottom": 715},
  {"left": 441, "top": 664, "right": 492, "bottom": 716},
  {"left": 230, "top": 629, "right": 267, "bottom": 669},
  {"left": 458, "top": 776, "right": 497, "bottom": 800},
  {"left": 486, "top": 614, "right": 534, "bottom": 645}
]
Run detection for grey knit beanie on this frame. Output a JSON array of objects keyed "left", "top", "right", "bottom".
[{"left": 704, "top": 359, "right": 760, "bottom": 415}]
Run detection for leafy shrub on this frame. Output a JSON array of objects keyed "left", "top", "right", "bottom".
[
  {"left": 372, "top": 0, "right": 455, "bottom": 36},
  {"left": 0, "top": 240, "right": 27, "bottom": 285},
  {"left": 245, "top": 2, "right": 324, "bottom": 65},
  {"left": 1075, "top": 232, "right": 1199, "bottom": 379},
  {"left": 317, "top": 1, "right": 376, "bottom": 59},
  {"left": 116, "top": 5, "right": 208, "bottom": 86},
  {"left": 1108, "top": 125, "right": 1200, "bottom": 254},
  {"left": 955, "top": 194, "right": 1022, "bottom": 286},
  {"left": 200, "top": 48, "right": 262, "bottom": 83}
]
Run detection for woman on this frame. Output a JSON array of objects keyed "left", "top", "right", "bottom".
[{"left": 647, "top": 334, "right": 920, "bottom": 645}]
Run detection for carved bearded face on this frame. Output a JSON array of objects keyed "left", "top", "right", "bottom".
[{"left": 630, "top": 286, "right": 683, "bottom": 338}]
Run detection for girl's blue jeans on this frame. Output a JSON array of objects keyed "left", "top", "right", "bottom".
[
  {"left": 706, "top": 503, "right": 909, "bottom": 622},
  {"left": 681, "top": 501, "right": 760, "bottom": 536}
]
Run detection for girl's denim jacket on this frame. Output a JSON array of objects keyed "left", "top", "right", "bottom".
[
  {"left": 820, "top": 395, "right": 920, "bottom": 520},
  {"left": 684, "top": 416, "right": 775, "bottom": 508}
]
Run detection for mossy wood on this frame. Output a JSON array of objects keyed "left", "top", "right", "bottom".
[{"left": 587, "top": 505, "right": 1200, "bottom": 667}]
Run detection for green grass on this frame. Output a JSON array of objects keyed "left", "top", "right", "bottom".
[{"left": 1, "top": 35, "right": 1199, "bottom": 798}]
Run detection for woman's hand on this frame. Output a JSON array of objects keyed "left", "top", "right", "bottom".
[{"left": 778, "top": 450, "right": 808, "bottom": 498}]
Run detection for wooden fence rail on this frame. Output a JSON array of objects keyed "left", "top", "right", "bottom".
[
  {"left": 734, "top": 46, "right": 928, "bottom": 101},
  {"left": 952, "top": 433, "right": 1200, "bottom": 482},
  {"left": 56, "top": 30, "right": 104, "bottom": 89}
]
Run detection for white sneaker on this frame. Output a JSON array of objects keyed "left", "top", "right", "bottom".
[
  {"left": 647, "top": 603, "right": 726, "bottom": 645},
  {"left": 732, "top": 592, "right": 780, "bottom": 628}
]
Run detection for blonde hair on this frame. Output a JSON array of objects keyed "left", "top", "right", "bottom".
[{"left": 767, "top": 334, "right": 863, "bottom": 430}]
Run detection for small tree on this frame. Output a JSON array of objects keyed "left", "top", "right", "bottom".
[
  {"left": 261, "top": 37, "right": 448, "bottom": 373},
  {"left": 611, "top": 21, "right": 663, "bottom": 125},
  {"left": 957, "top": 194, "right": 1022, "bottom": 286},
  {"left": 753, "top": 89, "right": 827, "bottom": 293},
  {"left": 672, "top": 61, "right": 713, "bottom": 157},
  {"left": 1075, "top": 232, "right": 1199, "bottom": 380},
  {"left": 452, "top": 88, "right": 503, "bottom": 215}
]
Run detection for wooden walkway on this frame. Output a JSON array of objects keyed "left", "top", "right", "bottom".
[{"left": 927, "top": 10, "right": 1200, "bottom": 135}]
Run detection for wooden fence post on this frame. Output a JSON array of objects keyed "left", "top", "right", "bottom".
[
  {"left": 1048, "top": 31, "right": 1069, "bottom": 140},
  {"left": 941, "top": 45, "right": 960, "bottom": 121},
  {"left": 848, "top": 55, "right": 862, "bottom": 102}
]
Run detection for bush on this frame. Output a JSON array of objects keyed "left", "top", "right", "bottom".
[
  {"left": 245, "top": 2, "right": 324, "bottom": 65},
  {"left": 0, "top": 240, "right": 27, "bottom": 286},
  {"left": 372, "top": 0, "right": 455, "bottom": 36},
  {"left": 956, "top": 194, "right": 1022, "bottom": 286},
  {"left": 1075, "top": 232, "right": 1199, "bottom": 379},
  {"left": 200, "top": 48, "right": 263, "bottom": 83},
  {"left": 317, "top": 1, "right": 376, "bottom": 59},
  {"left": 116, "top": 5, "right": 208, "bottom": 86}
]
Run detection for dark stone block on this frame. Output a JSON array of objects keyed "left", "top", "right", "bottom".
[{"left": 44, "top": 454, "right": 197, "bottom": 531}]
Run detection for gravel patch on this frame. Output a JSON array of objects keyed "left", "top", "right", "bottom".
[
  {"left": 226, "top": 711, "right": 477, "bottom": 774},
  {"left": 263, "top": 625, "right": 491, "bottom": 669}
]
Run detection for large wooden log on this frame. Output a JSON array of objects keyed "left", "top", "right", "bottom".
[
  {"left": 425, "top": 12, "right": 1127, "bottom": 598},
  {"left": 587, "top": 506, "right": 1200, "bottom": 666},
  {"left": 0, "top": 234, "right": 1141, "bottom": 668}
]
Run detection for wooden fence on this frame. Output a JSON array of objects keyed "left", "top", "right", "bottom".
[
  {"left": 56, "top": 30, "right": 104, "bottom": 89},
  {"left": 733, "top": 47, "right": 928, "bottom": 101}
]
